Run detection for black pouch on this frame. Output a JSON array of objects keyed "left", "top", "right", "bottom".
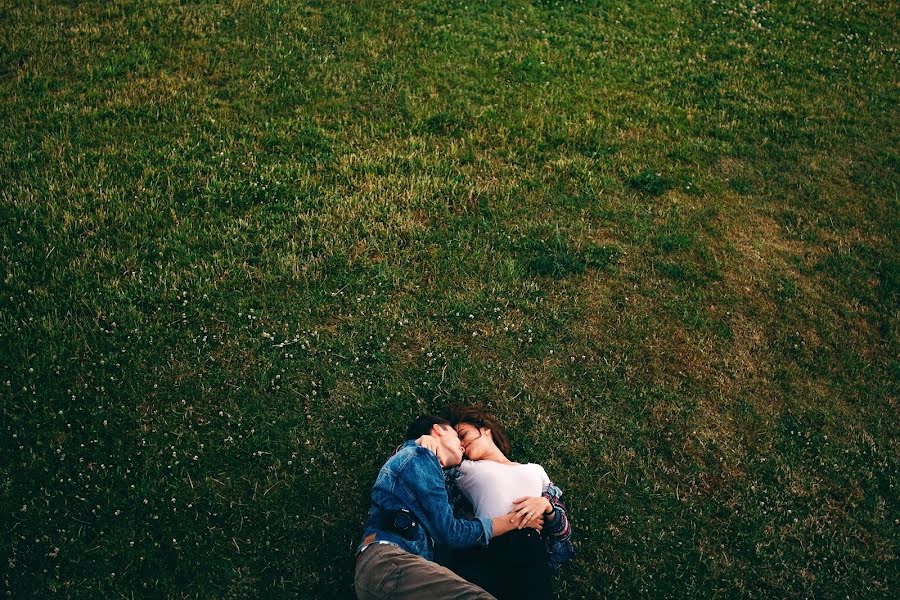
[{"left": 382, "top": 508, "right": 420, "bottom": 540}]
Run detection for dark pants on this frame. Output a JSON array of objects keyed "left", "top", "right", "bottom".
[
  {"left": 451, "top": 529, "right": 552, "bottom": 600},
  {"left": 355, "top": 543, "right": 496, "bottom": 599}
]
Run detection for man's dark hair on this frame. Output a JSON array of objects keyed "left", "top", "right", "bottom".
[{"left": 405, "top": 415, "right": 451, "bottom": 440}]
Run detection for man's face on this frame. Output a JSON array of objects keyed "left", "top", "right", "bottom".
[{"left": 433, "top": 424, "right": 464, "bottom": 467}]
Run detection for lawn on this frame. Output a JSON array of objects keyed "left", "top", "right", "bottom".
[{"left": 1, "top": 0, "right": 897, "bottom": 597}]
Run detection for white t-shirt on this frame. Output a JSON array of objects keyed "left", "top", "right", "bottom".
[{"left": 456, "top": 459, "right": 551, "bottom": 519}]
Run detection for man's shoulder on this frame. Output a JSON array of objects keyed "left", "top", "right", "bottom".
[{"left": 385, "top": 441, "right": 439, "bottom": 471}]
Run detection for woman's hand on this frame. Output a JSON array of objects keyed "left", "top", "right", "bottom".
[
  {"left": 415, "top": 434, "right": 440, "bottom": 455},
  {"left": 511, "top": 496, "right": 552, "bottom": 529},
  {"left": 503, "top": 509, "right": 542, "bottom": 533}
]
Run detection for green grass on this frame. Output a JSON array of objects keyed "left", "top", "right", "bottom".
[{"left": 1, "top": 0, "right": 898, "bottom": 597}]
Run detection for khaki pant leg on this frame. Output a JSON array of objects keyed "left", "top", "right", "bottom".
[{"left": 355, "top": 543, "right": 495, "bottom": 600}]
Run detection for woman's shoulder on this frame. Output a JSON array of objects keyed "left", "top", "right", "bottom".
[
  {"left": 525, "top": 462, "right": 552, "bottom": 483},
  {"left": 458, "top": 459, "right": 505, "bottom": 474},
  {"left": 518, "top": 461, "right": 545, "bottom": 469},
  {"left": 461, "top": 459, "right": 547, "bottom": 475}
]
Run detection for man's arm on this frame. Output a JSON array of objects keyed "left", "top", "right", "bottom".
[
  {"left": 398, "top": 447, "right": 520, "bottom": 548},
  {"left": 490, "top": 513, "right": 518, "bottom": 537}
]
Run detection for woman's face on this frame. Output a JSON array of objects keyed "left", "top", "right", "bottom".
[{"left": 455, "top": 422, "right": 492, "bottom": 460}]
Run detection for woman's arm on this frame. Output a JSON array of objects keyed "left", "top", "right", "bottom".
[
  {"left": 510, "top": 483, "right": 571, "bottom": 536},
  {"left": 541, "top": 482, "right": 571, "bottom": 539},
  {"left": 540, "top": 481, "right": 575, "bottom": 571}
]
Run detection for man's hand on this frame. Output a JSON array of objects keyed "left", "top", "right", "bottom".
[
  {"left": 511, "top": 496, "right": 552, "bottom": 529},
  {"left": 415, "top": 434, "right": 440, "bottom": 455}
]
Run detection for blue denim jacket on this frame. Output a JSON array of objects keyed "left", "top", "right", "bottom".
[{"left": 358, "top": 441, "right": 493, "bottom": 560}]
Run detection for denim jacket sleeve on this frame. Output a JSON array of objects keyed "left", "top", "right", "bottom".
[{"left": 397, "top": 445, "right": 493, "bottom": 548}]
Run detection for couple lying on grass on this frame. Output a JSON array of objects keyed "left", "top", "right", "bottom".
[{"left": 354, "top": 406, "right": 574, "bottom": 600}]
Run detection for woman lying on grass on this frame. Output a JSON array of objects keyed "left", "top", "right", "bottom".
[{"left": 419, "top": 406, "right": 574, "bottom": 600}]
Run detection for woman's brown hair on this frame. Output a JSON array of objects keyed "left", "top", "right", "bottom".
[{"left": 447, "top": 405, "right": 512, "bottom": 458}]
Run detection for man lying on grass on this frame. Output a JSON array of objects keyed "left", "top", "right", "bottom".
[{"left": 354, "top": 415, "right": 534, "bottom": 599}]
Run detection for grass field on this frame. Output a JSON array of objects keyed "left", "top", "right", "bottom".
[{"left": 1, "top": 0, "right": 898, "bottom": 597}]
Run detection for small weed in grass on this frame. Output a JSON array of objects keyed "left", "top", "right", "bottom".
[
  {"left": 421, "top": 112, "right": 470, "bottom": 137},
  {"left": 514, "top": 230, "right": 619, "bottom": 279},
  {"left": 628, "top": 170, "right": 674, "bottom": 197}
]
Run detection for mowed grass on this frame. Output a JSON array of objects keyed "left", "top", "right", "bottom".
[{"left": 1, "top": 0, "right": 897, "bottom": 597}]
